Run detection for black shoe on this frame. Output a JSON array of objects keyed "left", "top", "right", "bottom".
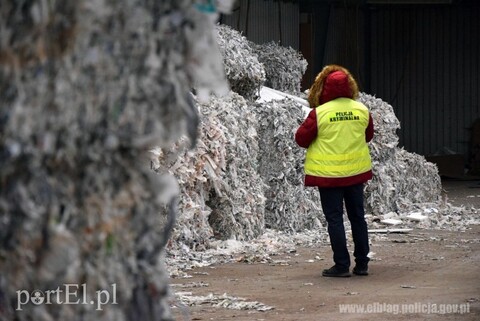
[
  {"left": 322, "top": 265, "right": 351, "bottom": 277},
  {"left": 353, "top": 265, "right": 368, "bottom": 276}
]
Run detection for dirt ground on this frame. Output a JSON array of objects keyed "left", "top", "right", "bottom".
[{"left": 170, "top": 179, "right": 480, "bottom": 321}]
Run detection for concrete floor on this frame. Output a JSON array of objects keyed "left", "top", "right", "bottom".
[{"left": 441, "top": 178, "right": 480, "bottom": 209}]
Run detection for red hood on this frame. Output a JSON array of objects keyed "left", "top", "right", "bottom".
[
  {"left": 320, "top": 70, "right": 353, "bottom": 104},
  {"left": 308, "top": 65, "right": 359, "bottom": 108}
]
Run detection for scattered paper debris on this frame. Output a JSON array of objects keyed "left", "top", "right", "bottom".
[
  {"left": 381, "top": 219, "right": 403, "bottom": 226},
  {"left": 176, "top": 292, "right": 275, "bottom": 312},
  {"left": 369, "top": 229, "right": 414, "bottom": 234},
  {"left": 406, "top": 212, "right": 429, "bottom": 222},
  {"left": 171, "top": 282, "right": 210, "bottom": 288}
]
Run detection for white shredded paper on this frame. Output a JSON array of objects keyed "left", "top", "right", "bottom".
[
  {"left": 176, "top": 292, "right": 274, "bottom": 312},
  {"left": 0, "top": 1, "right": 233, "bottom": 320}
]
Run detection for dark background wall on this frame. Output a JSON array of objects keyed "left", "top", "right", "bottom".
[{"left": 221, "top": 0, "right": 480, "bottom": 173}]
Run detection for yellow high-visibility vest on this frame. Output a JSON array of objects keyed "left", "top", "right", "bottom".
[{"left": 304, "top": 98, "right": 372, "bottom": 178}]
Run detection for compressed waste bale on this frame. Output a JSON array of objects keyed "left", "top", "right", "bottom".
[
  {"left": 252, "top": 42, "right": 308, "bottom": 95},
  {"left": 253, "top": 98, "right": 324, "bottom": 232},
  {"left": 156, "top": 93, "right": 326, "bottom": 252},
  {"left": 0, "top": 1, "right": 232, "bottom": 320},
  {"left": 203, "top": 94, "right": 265, "bottom": 241},
  {"left": 215, "top": 24, "right": 266, "bottom": 100},
  {"left": 154, "top": 92, "right": 266, "bottom": 251},
  {"left": 360, "top": 93, "right": 442, "bottom": 215}
]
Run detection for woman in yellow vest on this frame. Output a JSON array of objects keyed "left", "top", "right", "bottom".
[{"left": 295, "top": 64, "right": 374, "bottom": 277}]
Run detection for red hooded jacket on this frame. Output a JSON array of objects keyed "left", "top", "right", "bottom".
[{"left": 295, "top": 66, "right": 374, "bottom": 187}]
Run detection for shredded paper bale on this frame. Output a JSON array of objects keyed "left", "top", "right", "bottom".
[
  {"left": 0, "top": 1, "right": 233, "bottom": 320},
  {"left": 153, "top": 92, "right": 266, "bottom": 252},
  {"left": 359, "top": 93, "right": 477, "bottom": 230},
  {"left": 253, "top": 98, "right": 324, "bottom": 232},
  {"left": 215, "top": 24, "right": 266, "bottom": 100},
  {"left": 252, "top": 41, "right": 308, "bottom": 95},
  {"left": 360, "top": 93, "right": 442, "bottom": 215},
  {"left": 156, "top": 93, "right": 325, "bottom": 252}
]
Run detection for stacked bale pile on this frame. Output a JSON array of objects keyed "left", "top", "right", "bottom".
[
  {"left": 217, "top": 25, "right": 322, "bottom": 232},
  {"left": 160, "top": 25, "right": 323, "bottom": 251},
  {"left": 253, "top": 98, "right": 324, "bottom": 232},
  {"left": 153, "top": 92, "right": 266, "bottom": 251},
  {"left": 0, "top": 1, "right": 231, "bottom": 320},
  {"left": 200, "top": 95, "right": 265, "bottom": 242},
  {"left": 164, "top": 23, "right": 473, "bottom": 257},
  {"left": 360, "top": 93, "right": 442, "bottom": 216}
]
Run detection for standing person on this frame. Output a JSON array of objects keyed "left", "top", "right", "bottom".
[{"left": 295, "top": 65, "right": 374, "bottom": 277}]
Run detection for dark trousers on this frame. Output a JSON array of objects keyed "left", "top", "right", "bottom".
[{"left": 319, "top": 183, "right": 370, "bottom": 270}]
